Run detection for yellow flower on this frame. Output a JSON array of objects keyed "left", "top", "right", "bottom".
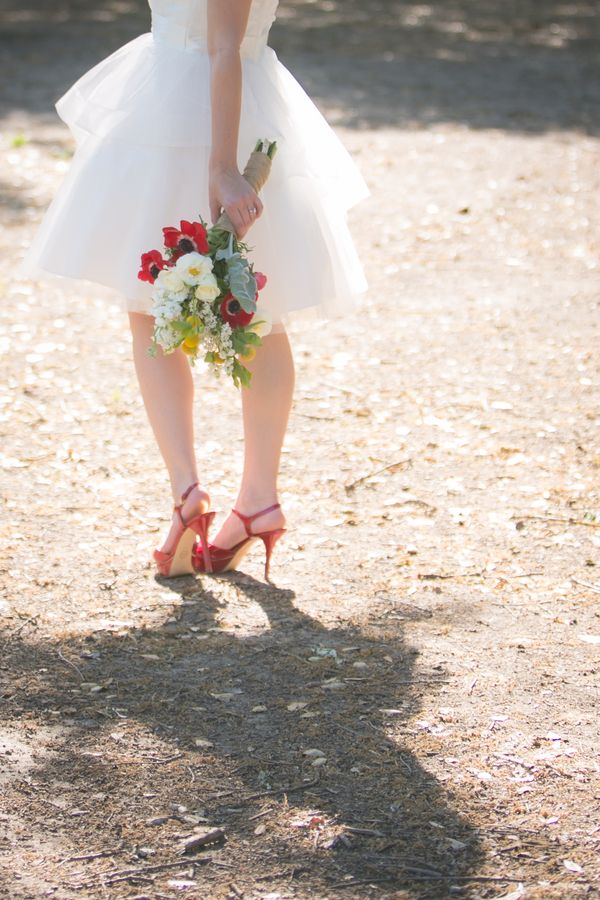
[{"left": 238, "top": 345, "right": 257, "bottom": 362}]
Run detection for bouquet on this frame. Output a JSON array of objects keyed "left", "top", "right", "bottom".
[{"left": 137, "top": 139, "right": 277, "bottom": 388}]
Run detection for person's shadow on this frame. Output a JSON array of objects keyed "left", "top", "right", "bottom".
[{"left": 2, "top": 572, "right": 483, "bottom": 896}]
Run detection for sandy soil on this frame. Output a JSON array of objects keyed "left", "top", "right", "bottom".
[{"left": 0, "top": 1, "right": 599, "bottom": 898}]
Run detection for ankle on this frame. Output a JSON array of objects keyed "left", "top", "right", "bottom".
[
  {"left": 171, "top": 479, "right": 209, "bottom": 507},
  {"left": 234, "top": 489, "right": 280, "bottom": 514}
]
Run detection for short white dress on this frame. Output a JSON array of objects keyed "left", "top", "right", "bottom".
[{"left": 18, "top": 0, "right": 370, "bottom": 327}]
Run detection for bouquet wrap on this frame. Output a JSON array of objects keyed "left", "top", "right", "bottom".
[{"left": 215, "top": 141, "right": 276, "bottom": 235}]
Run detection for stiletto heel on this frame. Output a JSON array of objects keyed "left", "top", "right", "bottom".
[
  {"left": 193, "top": 502, "right": 286, "bottom": 579},
  {"left": 261, "top": 528, "right": 286, "bottom": 580},
  {"left": 153, "top": 480, "right": 214, "bottom": 578}
]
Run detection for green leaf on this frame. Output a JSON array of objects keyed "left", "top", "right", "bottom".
[
  {"left": 231, "top": 332, "right": 246, "bottom": 353},
  {"left": 227, "top": 255, "right": 257, "bottom": 312},
  {"left": 233, "top": 358, "right": 252, "bottom": 388},
  {"left": 242, "top": 330, "right": 261, "bottom": 346}
]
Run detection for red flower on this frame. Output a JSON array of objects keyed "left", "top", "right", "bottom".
[
  {"left": 163, "top": 219, "right": 209, "bottom": 255},
  {"left": 138, "top": 249, "right": 167, "bottom": 284},
  {"left": 255, "top": 271, "right": 267, "bottom": 292},
  {"left": 220, "top": 293, "right": 254, "bottom": 328}
]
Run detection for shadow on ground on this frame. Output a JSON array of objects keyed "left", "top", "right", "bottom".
[
  {"left": 0, "top": 0, "right": 598, "bottom": 134},
  {"left": 2, "top": 574, "right": 485, "bottom": 896}
]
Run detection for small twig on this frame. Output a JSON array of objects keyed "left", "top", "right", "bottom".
[
  {"left": 57, "top": 649, "right": 84, "bottom": 680},
  {"left": 409, "top": 874, "right": 527, "bottom": 884},
  {"left": 128, "top": 508, "right": 162, "bottom": 530},
  {"left": 511, "top": 513, "right": 599, "bottom": 528},
  {"left": 345, "top": 457, "right": 413, "bottom": 492},
  {"left": 211, "top": 776, "right": 319, "bottom": 803},
  {"left": 418, "top": 570, "right": 484, "bottom": 581},
  {"left": 59, "top": 848, "right": 124, "bottom": 865},
  {"left": 248, "top": 808, "right": 273, "bottom": 822},
  {"left": 330, "top": 872, "right": 526, "bottom": 889},
  {"left": 72, "top": 857, "right": 211, "bottom": 889},
  {"left": 330, "top": 877, "right": 396, "bottom": 890},
  {"left": 142, "top": 753, "right": 185, "bottom": 764},
  {"left": 320, "top": 379, "right": 364, "bottom": 397},
  {"left": 345, "top": 826, "right": 386, "bottom": 837},
  {"left": 0, "top": 616, "right": 38, "bottom": 650},
  {"left": 571, "top": 577, "right": 600, "bottom": 595},
  {"left": 512, "top": 571, "right": 544, "bottom": 577},
  {"left": 239, "top": 775, "right": 320, "bottom": 803}
]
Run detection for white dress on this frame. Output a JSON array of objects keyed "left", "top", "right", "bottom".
[{"left": 18, "top": 0, "right": 370, "bottom": 326}]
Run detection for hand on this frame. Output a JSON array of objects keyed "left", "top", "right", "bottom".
[{"left": 209, "top": 165, "right": 263, "bottom": 239}]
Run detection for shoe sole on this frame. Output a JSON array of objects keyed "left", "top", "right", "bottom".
[{"left": 157, "top": 527, "right": 198, "bottom": 577}]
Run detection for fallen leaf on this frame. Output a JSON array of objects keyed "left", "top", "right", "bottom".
[{"left": 563, "top": 859, "right": 584, "bottom": 874}]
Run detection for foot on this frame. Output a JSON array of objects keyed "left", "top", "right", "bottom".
[
  {"left": 157, "top": 483, "right": 211, "bottom": 557},
  {"left": 210, "top": 499, "right": 286, "bottom": 551}
]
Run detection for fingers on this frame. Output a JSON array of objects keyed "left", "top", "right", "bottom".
[{"left": 225, "top": 194, "right": 263, "bottom": 239}]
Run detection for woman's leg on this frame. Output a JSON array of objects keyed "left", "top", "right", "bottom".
[
  {"left": 210, "top": 324, "right": 295, "bottom": 547},
  {"left": 128, "top": 311, "right": 210, "bottom": 552}
]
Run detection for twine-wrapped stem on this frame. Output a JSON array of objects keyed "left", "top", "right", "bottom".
[{"left": 215, "top": 139, "right": 277, "bottom": 235}]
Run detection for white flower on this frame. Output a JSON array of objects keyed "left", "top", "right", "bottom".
[
  {"left": 194, "top": 273, "right": 220, "bottom": 301},
  {"left": 248, "top": 308, "right": 273, "bottom": 337},
  {"left": 154, "top": 323, "right": 180, "bottom": 353},
  {"left": 151, "top": 292, "right": 185, "bottom": 326},
  {"left": 155, "top": 268, "right": 188, "bottom": 296},
  {"left": 175, "top": 252, "right": 214, "bottom": 285}
]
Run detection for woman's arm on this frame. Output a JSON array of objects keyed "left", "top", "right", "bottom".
[{"left": 207, "top": 0, "right": 263, "bottom": 238}]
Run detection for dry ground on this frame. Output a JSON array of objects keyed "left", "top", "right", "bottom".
[{"left": 0, "top": 1, "right": 599, "bottom": 898}]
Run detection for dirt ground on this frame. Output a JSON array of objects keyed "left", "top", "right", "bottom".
[{"left": 0, "top": 1, "right": 599, "bottom": 898}]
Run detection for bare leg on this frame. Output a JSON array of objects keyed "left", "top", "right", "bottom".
[
  {"left": 210, "top": 326, "right": 295, "bottom": 548},
  {"left": 128, "top": 311, "right": 210, "bottom": 552}
]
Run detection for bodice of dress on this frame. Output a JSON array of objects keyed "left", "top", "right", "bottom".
[{"left": 149, "top": 0, "right": 280, "bottom": 59}]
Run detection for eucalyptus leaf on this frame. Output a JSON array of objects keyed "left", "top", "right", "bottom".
[
  {"left": 215, "top": 245, "right": 234, "bottom": 261},
  {"left": 227, "top": 256, "right": 257, "bottom": 312}
]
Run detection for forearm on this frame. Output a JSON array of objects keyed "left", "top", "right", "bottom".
[{"left": 208, "top": 48, "right": 242, "bottom": 175}]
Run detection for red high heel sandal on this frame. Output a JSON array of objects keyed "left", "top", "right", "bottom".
[
  {"left": 193, "top": 502, "right": 286, "bottom": 580},
  {"left": 153, "top": 480, "right": 215, "bottom": 577}
]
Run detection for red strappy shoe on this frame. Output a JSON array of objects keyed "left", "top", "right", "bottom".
[
  {"left": 192, "top": 502, "right": 286, "bottom": 580},
  {"left": 153, "top": 480, "right": 215, "bottom": 577}
]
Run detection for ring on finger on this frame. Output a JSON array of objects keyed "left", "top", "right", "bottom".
[{"left": 248, "top": 206, "right": 258, "bottom": 216}]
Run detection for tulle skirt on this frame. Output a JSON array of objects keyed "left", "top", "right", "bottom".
[{"left": 18, "top": 33, "right": 371, "bottom": 325}]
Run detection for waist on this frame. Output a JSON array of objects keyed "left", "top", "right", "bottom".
[{"left": 151, "top": 16, "right": 270, "bottom": 61}]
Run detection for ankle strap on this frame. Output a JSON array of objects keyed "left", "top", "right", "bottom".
[
  {"left": 175, "top": 480, "right": 200, "bottom": 508},
  {"left": 232, "top": 503, "right": 280, "bottom": 537}
]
